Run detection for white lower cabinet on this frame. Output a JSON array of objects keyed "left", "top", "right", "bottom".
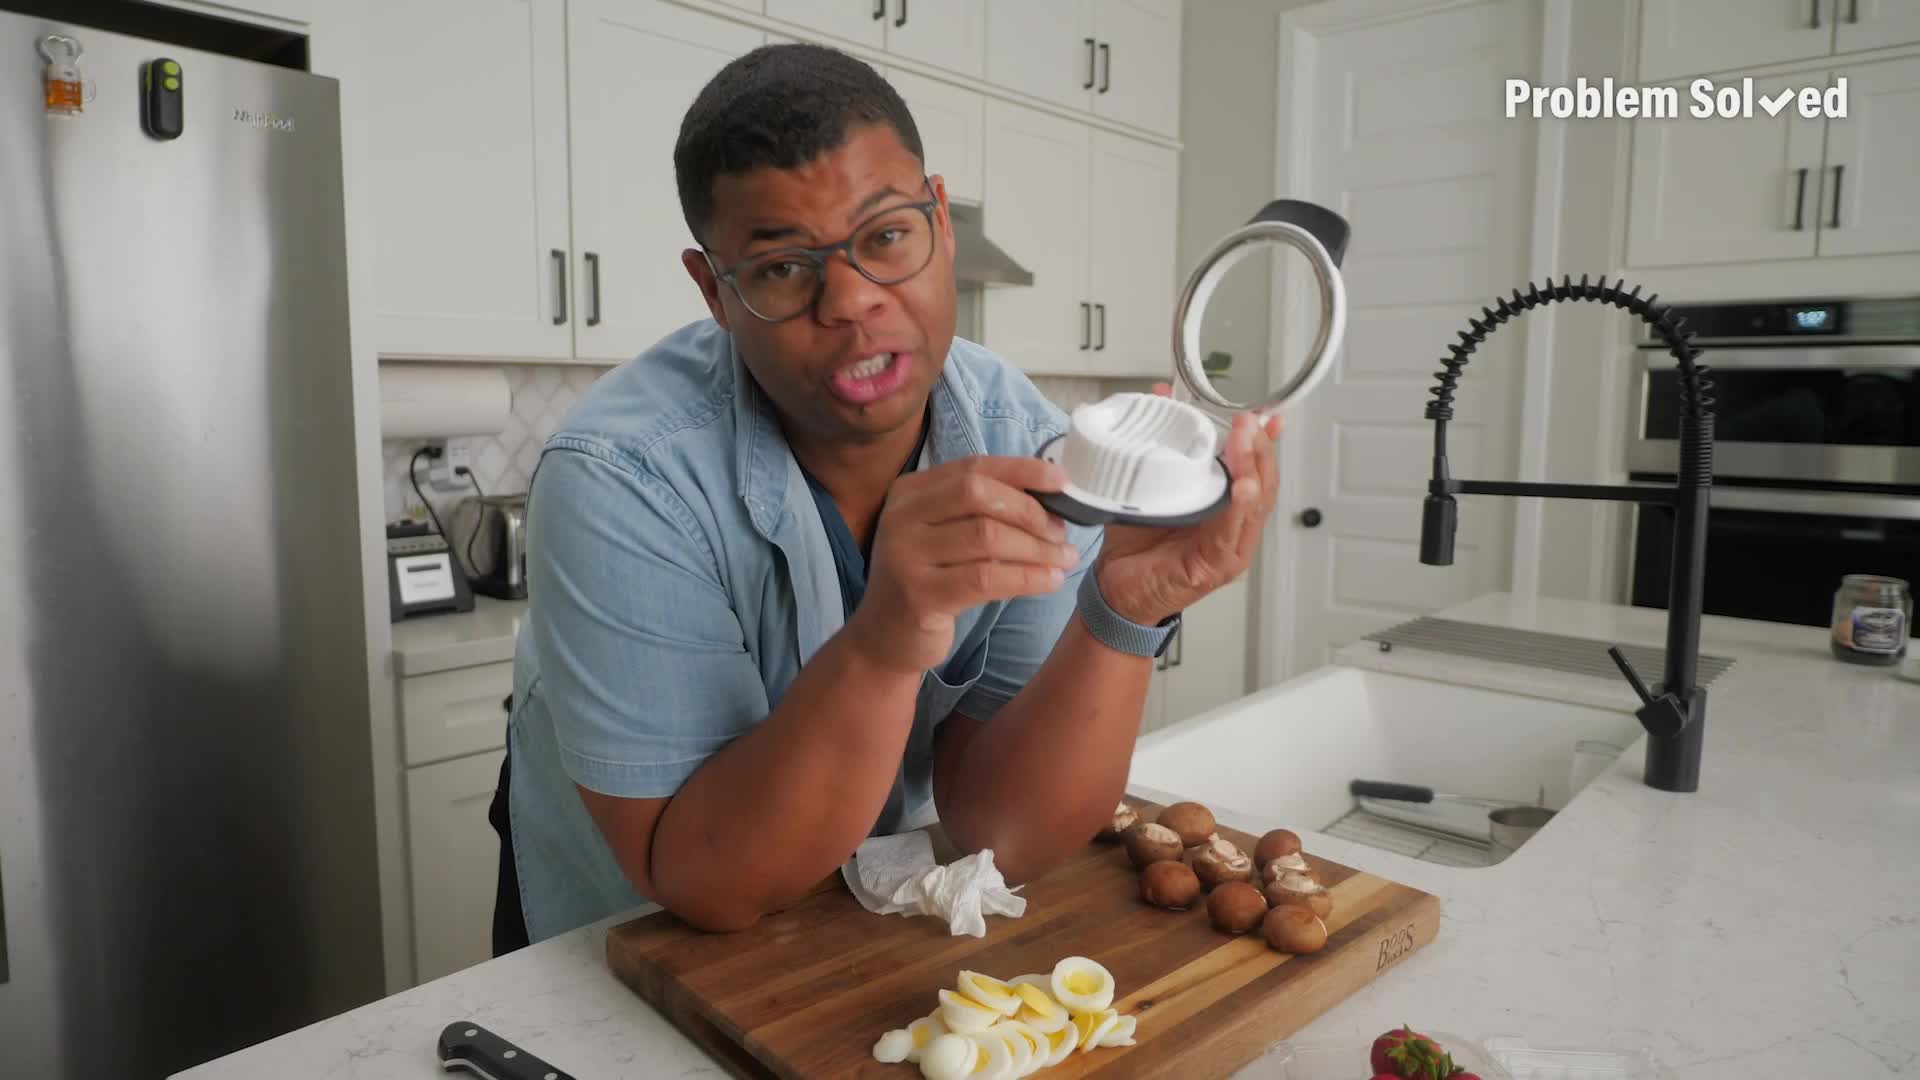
[
  {"left": 1142, "top": 576, "right": 1250, "bottom": 734},
  {"left": 407, "top": 748, "right": 508, "bottom": 984}
]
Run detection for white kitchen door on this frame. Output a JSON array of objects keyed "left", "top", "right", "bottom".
[{"left": 1268, "top": 0, "right": 1538, "bottom": 681}]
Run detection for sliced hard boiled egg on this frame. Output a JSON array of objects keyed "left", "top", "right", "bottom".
[
  {"left": 1006, "top": 1022, "right": 1049, "bottom": 1078},
  {"left": 1104, "top": 1014, "right": 1138, "bottom": 1047},
  {"left": 938, "top": 988, "right": 1001, "bottom": 1033},
  {"left": 906, "top": 1013, "right": 950, "bottom": 1063},
  {"left": 1006, "top": 973, "right": 1050, "bottom": 992},
  {"left": 1014, "top": 1003, "right": 1069, "bottom": 1035},
  {"left": 991, "top": 1022, "right": 1034, "bottom": 1076},
  {"left": 1075, "top": 1009, "right": 1121, "bottom": 1054},
  {"left": 956, "top": 970, "right": 1021, "bottom": 1017},
  {"left": 965, "top": 1031, "right": 1015, "bottom": 1080},
  {"left": 919, "top": 1032, "right": 977, "bottom": 1080},
  {"left": 1049, "top": 956, "right": 1116, "bottom": 1014},
  {"left": 1041, "top": 1020, "right": 1080, "bottom": 1067},
  {"left": 874, "top": 1028, "right": 914, "bottom": 1064}
]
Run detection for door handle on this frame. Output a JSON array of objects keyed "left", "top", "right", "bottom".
[
  {"left": 894, "top": 0, "right": 906, "bottom": 28},
  {"left": 1080, "top": 302, "right": 1091, "bottom": 349},
  {"left": 1094, "top": 303, "right": 1106, "bottom": 350},
  {"left": 1300, "top": 507, "right": 1323, "bottom": 528},
  {"left": 1083, "top": 38, "right": 1095, "bottom": 89},
  {"left": 551, "top": 249, "right": 567, "bottom": 325},
  {"left": 1099, "top": 43, "right": 1111, "bottom": 93},
  {"left": 1792, "top": 167, "right": 1808, "bottom": 230},
  {"left": 584, "top": 252, "right": 602, "bottom": 327},
  {"left": 1829, "top": 163, "right": 1845, "bottom": 229},
  {"left": 872, "top": 0, "right": 884, "bottom": 19}
]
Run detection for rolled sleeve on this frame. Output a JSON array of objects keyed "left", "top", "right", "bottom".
[
  {"left": 954, "top": 519, "right": 1105, "bottom": 721},
  {"left": 526, "top": 444, "right": 769, "bottom": 799}
]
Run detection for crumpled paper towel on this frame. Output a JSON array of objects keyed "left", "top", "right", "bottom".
[{"left": 841, "top": 831, "right": 1026, "bottom": 937}]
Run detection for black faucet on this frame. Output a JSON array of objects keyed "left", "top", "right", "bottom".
[{"left": 1417, "top": 276, "right": 1713, "bottom": 794}]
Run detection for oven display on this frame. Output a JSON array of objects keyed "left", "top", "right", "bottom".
[{"left": 1788, "top": 304, "right": 1841, "bottom": 333}]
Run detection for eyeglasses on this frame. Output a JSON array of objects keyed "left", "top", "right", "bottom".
[{"left": 703, "top": 187, "right": 941, "bottom": 323}]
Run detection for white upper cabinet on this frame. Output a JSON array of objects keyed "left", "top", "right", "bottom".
[
  {"left": 1086, "top": 132, "right": 1178, "bottom": 378},
  {"left": 1627, "top": 73, "right": 1827, "bottom": 266},
  {"left": 884, "top": 0, "right": 987, "bottom": 78},
  {"left": 1639, "top": 0, "right": 1837, "bottom": 81},
  {"left": 984, "top": 0, "right": 1093, "bottom": 112},
  {"left": 887, "top": 68, "right": 985, "bottom": 203},
  {"left": 1835, "top": 0, "right": 1920, "bottom": 53},
  {"left": 366, "top": 0, "right": 573, "bottom": 360},
  {"left": 141, "top": 0, "right": 312, "bottom": 27},
  {"left": 1817, "top": 57, "right": 1920, "bottom": 256},
  {"left": 765, "top": 0, "right": 885, "bottom": 50},
  {"left": 982, "top": 100, "right": 1091, "bottom": 374},
  {"left": 1087, "top": 0, "right": 1183, "bottom": 138},
  {"left": 566, "top": 0, "right": 763, "bottom": 363}
]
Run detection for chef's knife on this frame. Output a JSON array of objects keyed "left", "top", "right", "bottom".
[{"left": 437, "top": 1020, "right": 577, "bottom": 1080}]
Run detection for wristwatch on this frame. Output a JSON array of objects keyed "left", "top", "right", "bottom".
[{"left": 1077, "top": 571, "right": 1181, "bottom": 658}]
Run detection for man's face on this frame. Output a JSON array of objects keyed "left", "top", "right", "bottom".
[{"left": 682, "top": 124, "right": 957, "bottom": 448}]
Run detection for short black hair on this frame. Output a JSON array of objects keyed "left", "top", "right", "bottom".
[{"left": 673, "top": 42, "right": 924, "bottom": 244}]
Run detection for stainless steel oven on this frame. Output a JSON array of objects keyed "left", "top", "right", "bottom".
[{"left": 1627, "top": 296, "right": 1920, "bottom": 628}]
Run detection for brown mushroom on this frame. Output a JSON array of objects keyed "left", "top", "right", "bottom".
[
  {"left": 1190, "top": 835, "right": 1254, "bottom": 890},
  {"left": 1262, "top": 904, "right": 1329, "bottom": 953},
  {"left": 1123, "top": 822, "right": 1184, "bottom": 868},
  {"left": 1206, "top": 881, "right": 1268, "bottom": 934},
  {"left": 1264, "top": 870, "right": 1333, "bottom": 919},
  {"left": 1253, "top": 828, "right": 1302, "bottom": 867},
  {"left": 1261, "top": 852, "right": 1318, "bottom": 885},
  {"left": 1140, "top": 860, "right": 1202, "bottom": 910},
  {"left": 1157, "top": 802, "right": 1216, "bottom": 848},
  {"left": 1097, "top": 801, "right": 1141, "bottom": 841}
]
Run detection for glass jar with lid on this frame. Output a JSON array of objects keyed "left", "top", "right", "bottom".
[{"left": 1830, "top": 575, "right": 1911, "bottom": 666}]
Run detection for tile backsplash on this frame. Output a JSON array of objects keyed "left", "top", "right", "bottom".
[{"left": 380, "top": 363, "right": 1131, "bottom": 527}]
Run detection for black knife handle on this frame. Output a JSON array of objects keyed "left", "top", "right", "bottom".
[
  {"left": 438, "top": 1021, "right": 576, "bottom": 1080},
  {"left": 1348, "top": 780, "right": 1435, "bottom": 803}
]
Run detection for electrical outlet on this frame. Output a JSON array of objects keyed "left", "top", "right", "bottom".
[{"left": 429, "top": 442, "right": 473, "bottom": 493}]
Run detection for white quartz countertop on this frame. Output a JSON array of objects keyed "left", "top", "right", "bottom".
[
  {"left": 175, "top": 593, "right": 1920, "bottom": 1079},
  {"left": 391, "top": 596, "right": 528, "bottom": 675}
]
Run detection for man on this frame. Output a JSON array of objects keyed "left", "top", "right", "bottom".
[{"left": 493, "top": 41, "right": 1280, "bottom": 946}]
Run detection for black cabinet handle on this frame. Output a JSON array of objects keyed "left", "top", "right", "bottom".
[
  {"left": 872, "top": 0, "right": 884, "bottom": 19},
  {"left": 584, "top": 251, "right": 602, "bottom": 326},
  {"left": 1848, "top": 0, "right": 1860, "bottom": 22},
  {"left": 1810, "top": 0, "right": 1821, "bottom": 28},
  {"left": 1098, "top": 43, "right": 1110, "bottom": 93},
  {"left": 1094, "top": 303, "right": 1106, "bottom": 349},
  {"left": 1079, "top": 302, "right": 1091, "bottom": 349},
  {"left": 1170, "top": 622, "right": 1183, "bottom": 667},
  {"left": 1793, "top": 167, "right": 1808, "bottom": 230},
  {"left": 550, "top": 249, "right": 567, "bottom": 325},
  {"left": 1300, "top": 507, "right": 1323, "bottom": 528},
  {"left": 894, "top": 0, "right": 906, "bottom": 27},
  {"left": 1830, "top": 163, "right": 1844, "bottom": 229},
  {"left": 0, "top": 850, "right": 10, "bottom": 985},
  {"left": 1083, "top": 38, "right": 1095, "bottom": 89}
]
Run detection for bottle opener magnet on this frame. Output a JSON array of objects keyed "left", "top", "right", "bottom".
[{"left": 38, "top": 34, "right": 86, "bottom": 117}]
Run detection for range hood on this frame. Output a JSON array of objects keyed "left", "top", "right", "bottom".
[{"left": 948, "top": 201, "right": 1034, "bottom": 287}]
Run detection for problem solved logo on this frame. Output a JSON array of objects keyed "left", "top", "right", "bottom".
[
  {"left": 1507, "top": 76, "right": 1847, "bottom": 120},
  {"left": 232, "top": 107, "right": 296, "bottom": 133}
]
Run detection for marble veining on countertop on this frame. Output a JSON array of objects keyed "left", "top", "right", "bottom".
[
  {"left": 177, "top": 592, "right": 1920, "bottom": 1079},
  {"left": 391, "top": 596, "right": 529, "bottom": 676}
]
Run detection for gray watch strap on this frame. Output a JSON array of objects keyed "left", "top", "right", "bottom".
[{"left": 1077, "top": 571, "right": 1179, "bottom": 658}]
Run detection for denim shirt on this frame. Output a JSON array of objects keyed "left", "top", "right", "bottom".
[{"left": 505, "top": 319, "right": 1104, "bottom": 942}]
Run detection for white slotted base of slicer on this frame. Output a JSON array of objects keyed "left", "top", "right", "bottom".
[{"left": 1034, "top": 392, "right": 1230, "bottom": 527}]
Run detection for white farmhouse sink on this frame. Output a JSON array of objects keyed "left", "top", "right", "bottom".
[{"left": 1128, "top": 665, "right": 1643, "bottom": 865}]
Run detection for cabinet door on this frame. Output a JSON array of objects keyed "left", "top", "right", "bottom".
[
  {"left": 886, "top": 0, "right": 987, "bottom": 78},
  {"left": 407, "top": 749, "right": 506, "bottom": 984},
  {"left": 985, "top": 0, "right": 1095, "bottom": 112},
  {"left": 982, "top": 101, "right": 1091, "bottom": 374},
  {"left": 400, "top": 662, "right": 513, "bottom": 767},
  {"left": 1836, "top": 0, "right": 1920, "bottom": 51},
  {"left": 1159, "top": 576, "right": 1249, "bottom": 730},
  {"left": 1626, "top": 74, "right": 1827, "bottom": 267},
  {"left": 1638, "top": 0, "right": 1837, "bottom": 82},
  {"left": 765, "top": 0, "right": 886, "bottom": 50},
  {"left": 1087, "top": 132, "right": 1178, "bottom": 378},
  {"left": 1140, "top": 664, "right": 1170, "bottom": 734},
  {"left": 368, "top": 0, "right": 573, "bottom": 359},
  {"left": 1088, "top": 0, "right": 1183, "bottom": 137},
  {"left": 140, "top": 0, "right": 312, "bottom": 27},
  {"left": 1818, "top": 58, "right": 1920, "bottom": 257},
  {"left": 887, "top": 69, "right": 984, "bottom": 203},
  {"left": 567, "top": 0, "right": 764, "bottom": 363}
]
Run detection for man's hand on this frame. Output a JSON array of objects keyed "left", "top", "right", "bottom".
[
  {"left": 845, "top": 456, "right": 1082, "bottom": 675},
  {"left": 1093, "top": 384, "right": 1282, "bottom": 625}
]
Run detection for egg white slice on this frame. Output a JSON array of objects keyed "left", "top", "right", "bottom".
[
  {"left": 991, "top": 1021, "right": 1034, "bottom": 1076},
  {"left": 966, "top": 1031, "right": 1015, "bottom": 1080},
  {"left": 937, "top": 988, "right": 1001, "bottom": 1033},
  {"left": 1010, "top": 983, "right": 1069, "bottom": 1034},
  {"left": 956, "top": 970, "right": 1022, "bottom": 1017},
  {"left": 919, "top": 1032, "right": 976, "bottom": 1080},
  {"left": 905, "top": 1013, "right": 949, "bottom": 1063},
  {"left": 1007, "top": 1022, "right": 1049, "bottom": 1078},
  {"left": 1049, "top": 956, "right": 1116, "bottom": 1014},
  {"left": 1075, "top": 1009, "right": 1121, "bottom": 1054},
  {"left": 1104, "top": 1014, "right": 1138, "bottom": 1047},
  {"left": 1041, "top": 1020, "right": 1081, "bottom": 1068},
  {"left": 873, "top": 1028, "right": 913, "bottom": 1064}
]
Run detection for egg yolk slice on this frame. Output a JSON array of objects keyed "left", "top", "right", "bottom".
[
  {"left": 938, "top": 988, "right": 1002, "bottom": 1033},
  {"left": 957, "top": 970, "right": 1021, "bottom": 1017}
]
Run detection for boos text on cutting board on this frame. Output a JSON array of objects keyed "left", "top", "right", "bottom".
[{"left": 1377, "top": 924, "right": 1419, "bottom": 972}]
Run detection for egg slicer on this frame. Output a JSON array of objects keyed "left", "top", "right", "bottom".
[{"left": 1034, "top": 199, "right": 1351, "bottom": 528}]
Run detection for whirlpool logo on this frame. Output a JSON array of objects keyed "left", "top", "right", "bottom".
[{"left": 232, "top": 107, "right": 296, "bottom": 133}]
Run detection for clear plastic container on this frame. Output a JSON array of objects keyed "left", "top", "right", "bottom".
[{"left": 1267, "top": 1033, "right": 1659, "bottom": 1080}]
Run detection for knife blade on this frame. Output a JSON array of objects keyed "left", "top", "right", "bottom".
[{"left": 437, "top": 1020, "right": 577, "bottom": 1080}]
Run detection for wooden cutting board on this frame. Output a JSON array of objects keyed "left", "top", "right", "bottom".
[{"left": 606, "top": 797, "right": 1440, "bottom": 1079}]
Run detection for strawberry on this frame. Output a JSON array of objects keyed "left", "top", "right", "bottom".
[{"left": 1369, "top": 1024, "right": 1458, "bottom": 1079}]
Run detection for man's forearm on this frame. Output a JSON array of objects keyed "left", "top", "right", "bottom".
[
  {"left": 938, "top": 611, "right": 1154, "bottom": 884},
  {"left": 648, "top": 631, "right": 922, "bottom": 929}
]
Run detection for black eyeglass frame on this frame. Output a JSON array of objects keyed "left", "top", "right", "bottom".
[{"left": 701, "top": 179, "right": 943, "bottom": 323}]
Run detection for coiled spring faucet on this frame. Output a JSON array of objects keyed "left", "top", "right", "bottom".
[{"left": 1419, "top": 275, "right": 1716, "bottom": 794}]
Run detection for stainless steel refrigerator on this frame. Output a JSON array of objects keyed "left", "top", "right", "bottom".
[{"left": 0, "top": 10, "right": 384, "bottom": 1078}]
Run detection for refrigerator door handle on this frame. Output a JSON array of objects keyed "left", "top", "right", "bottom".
[{"left": 1, "top": 850, "right": 9, "bottom": 984}]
